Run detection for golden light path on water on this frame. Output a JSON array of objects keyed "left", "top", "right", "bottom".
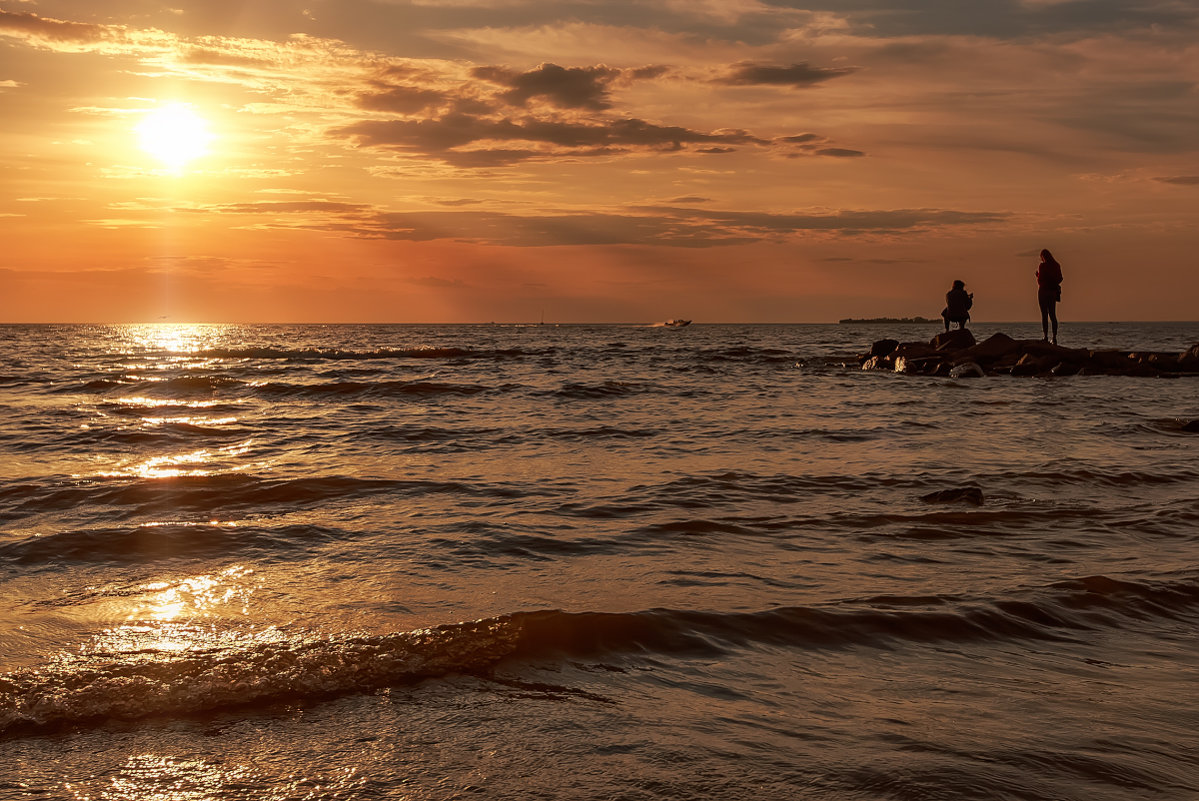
[
  {"left": 71, "top": 325, "right": 280, "bottom": 710},
  {"left": 65, "top": 754, "right": 362, "bottom": 800},
  {"left": 84, "top": 325, "right": 258, "bottom": 480}
]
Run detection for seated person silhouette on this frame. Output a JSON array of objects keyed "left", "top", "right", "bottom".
[{"left": 941, "top": 280, "right": 973, "bottom": 332}]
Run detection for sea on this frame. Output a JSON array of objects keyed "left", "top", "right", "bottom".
[{"left": 1, "top": 321, "right": 1197, "bottom": 800}]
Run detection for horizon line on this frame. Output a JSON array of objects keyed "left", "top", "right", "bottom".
[{"left": 1, "top": 320, "right": 1197, "bottom": 326}]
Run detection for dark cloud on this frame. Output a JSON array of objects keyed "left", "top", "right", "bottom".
[
  {"left": 774, "top": 134, "right": 865, "bottom": 159},
  {"left": 357, "top": 83, "right": 446, "bottom": 114},
  {"left": 265, "top": 205, "right": 1008, "bottom": 247},
  {"left": 637, "top": 206, "right": 1008, "bottom": 237},
  {"left": 0, "top": 10, "right": 107, "bottom": 43},
  {"left": 779, "top": 133, "right": 823, "bottom": 144},
  {"left": 766, "top": 0, "right": 1199, "bottom": 38},
  {"left": 1155, "top": 176, "right": 1199, "bottom": 185},
  {"left": 472, "top": 63, "right": 622, "bottom": 110},
  {"left": 815, "top": 147, "right": 866, "bottom": 158},
  {"left": 669, "top": 196, "right": 712, "bottom": 204},
  {"left": 333, "top": 113, "right": 765, "bottom": 166},
  {"left": 719, "top": 61, "right": 858, "bottom": 87}
]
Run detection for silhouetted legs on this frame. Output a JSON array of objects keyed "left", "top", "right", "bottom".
[{"left": 1039, "top": 294, "right": 1058, "bottom": 345}]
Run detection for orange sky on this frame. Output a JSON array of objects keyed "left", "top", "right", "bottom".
[{"left": 1, "top": 1, "right": 1196, "bottom": 322}]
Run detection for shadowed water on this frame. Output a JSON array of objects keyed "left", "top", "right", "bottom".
[{"left": 1, "top": 322, "right": 1197, "bottom": 800}]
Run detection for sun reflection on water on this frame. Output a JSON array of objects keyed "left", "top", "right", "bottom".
[
  {"left": 82, "top": 566, "right": 263, "bottom": 655},
  {"left": 65, "top": 754, "right": 362, "bottom": 801},
  {"left": 120, "top": 323, "right": 225, "bottom": 355}
]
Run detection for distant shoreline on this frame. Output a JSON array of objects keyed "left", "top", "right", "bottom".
[{"left": 839, "top": 317, "right": 938, "bottom": 324}]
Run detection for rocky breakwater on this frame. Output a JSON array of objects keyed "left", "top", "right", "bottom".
[{"left": 860, "top": 330, "right": 1199, "bottom": 378}]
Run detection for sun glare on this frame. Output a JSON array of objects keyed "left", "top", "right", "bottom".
[{"left": 136, "top": 103, "right": 213, "bottom": 170}]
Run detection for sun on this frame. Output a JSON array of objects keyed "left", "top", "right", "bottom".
[{"left": 136, "top": 103, "right": 213, "bottom": 170}]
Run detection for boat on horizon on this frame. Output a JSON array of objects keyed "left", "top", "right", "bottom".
[{"left": 661, "top": 318, "right": 692, "bottom": 327}]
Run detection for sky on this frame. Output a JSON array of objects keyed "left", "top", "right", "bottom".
[{"left": 1, "top": 0, "right": 1196, "bottom": 323}]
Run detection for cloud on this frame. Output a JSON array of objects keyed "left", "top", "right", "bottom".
[
  {"left": 0, "top": 10, "right": 175, "bottom": 53},
  {"left": 1, "top": 10, "right": 867, "bottom": 171},
  {"left": 773, "top": 133, "right": 865, "bottom": 159},
  {"left": 195, "top": 200, "right": 371, "bottom": 215},
  {"left": 472, "top": 63, "right": 622, "bottom": 110},
  {"left": 718, "top": 61, "right": 858, "bottom": 87},
  {"left": 333, "top": 113, "right": 766, "bottom": 166},
  {"left": 778, "top": 133, "right": 823, "bottom": 144},
  {"left": 228, "top": 203, "right": 1007, "bottom": 247},
  {"left": 1154, "top": 176, "right": 1199, "bottom": 185},
  {"left": 0, "top": 10, "right": 107, "bottom": 45},
  {"left": 356, "top": 83, "right": 448, "bottom": 114},
  {"left": 815, "top": 147, "right": 866, "bottom": 158}
]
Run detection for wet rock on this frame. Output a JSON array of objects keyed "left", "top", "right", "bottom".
[
  {"left": 930, "top": 329, "right": 976, "bottom": 351},
  {"left": 1010, "top": 353, "right": 1056, "bottom": 376},
  {"left": 1142, "top": 353, "right": 1182, "bottom": 372},
  {"left": 860, "top": 355, "right": 888, "bottom": 371},
  {"left": 1181, "top": 344, "right": 1199, "bottom": 371},
  {"left": 949, "top": 361, "right": 985, "bottom": 378},
  {"left": 870, "top": 338, "right": 900, "bottom": 358},
  {"left": 1182, "top": 420, "right": 1199, "bottom": 433},
  {"left": 1087, "top": 350, "right": 1132, "bottom": 371},
  {"left": 859, "top": 333, "right": 1199, "bottom": 378},
  {"left": 894, "top": 341, "right": 938, "bottom": 360},
  {"left": 962, "top": 332, "right": 1020, "bottom": 364},
  {"left": 920, "top": 486, "right": 984, "bottom": 505}
]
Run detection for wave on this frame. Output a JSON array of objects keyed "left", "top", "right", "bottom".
[
  {"left": 50, "top": 374, "right": 498, "bottom": 400},
  {"left": 252, "top": 379, "right": 493, "bottom": 398},
  {"left": 4, "top": 573, "right": 1195, "bottom": 736},
  {"left": 693, "top": 346, "right": 799, "bottom": 364},
  {"left": 195, "top": 346, "right": 536, "bottom": 361},
  {"left": 0, "top": 475, "right": 551, "bottom": 531},
  {"left": 0, "top": 523, "right": 347, "bottom": 565},
  {"left": 540, "top": 381, "right": 654, "bottom": 399}
]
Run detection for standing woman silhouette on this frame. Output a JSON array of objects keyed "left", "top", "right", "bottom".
[{"left": 1036, "top": 249, "right": 1063, "bottom": 344}]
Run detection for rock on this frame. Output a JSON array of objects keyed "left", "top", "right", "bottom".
[
  {"left": 920, "top": 486, "right": 984, "bottom": 505},
  {"left": 929, "top": 329, "right": 976, "bottom": 352},
  {"left": 860, "top": 333, "right": 1199, "bottom": 379},
  {"left": 894, "top": 355, "right": 941, "bottom": 374},
  {"left": 1010, "top": 353, "right": 1055, "bottom": 376},
  {"left": 870, "top": 338, "right": 900, "bottom": 358},
  {"left": 1087, "top": 350, "right": 1133, "bottom": 370},
  {"left": 962, "top": 332, "right": 1020, "bottom": 364},
  {"left": 1180, "top": 344, "right": 1199, "bottom": 371},
  {"left": 949, "top": 361, "right": 986, "bottom": 378},
  {"left": 861, "top": 355, "right": 888, "bottom": 371},
  {"left": 1141, "top": 352, "right": 1182, "bottom": 372},
  {"left": 1182, "top": 420, "right": 1199, "bottom": 433},
  {"left": 893, "top": 341, "right": 937, "bottom": 360}
]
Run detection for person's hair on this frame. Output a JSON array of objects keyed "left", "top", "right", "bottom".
[
  {"left": 952, "top": 279, "right": 965, "bottom": 289},
  {"left": 1040, "top": 248, "right": 1058, "bottom": 265}
]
